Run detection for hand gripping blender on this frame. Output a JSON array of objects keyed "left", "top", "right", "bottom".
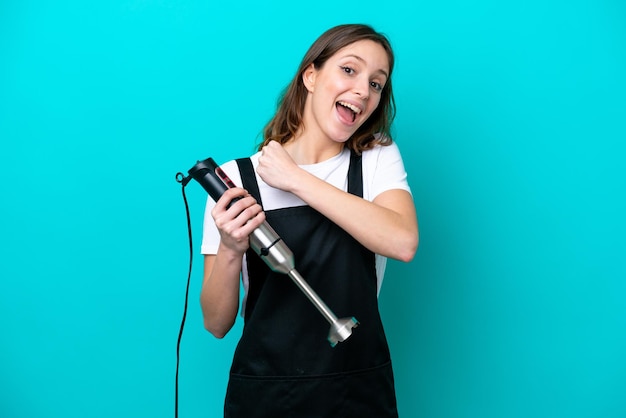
[{"left": 186, "top": 158, "right": 359, "bottom": 347}]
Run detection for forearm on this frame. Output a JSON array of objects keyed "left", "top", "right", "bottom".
[
  {"left": 200, "top": 247, "right": 244, "bottom": 338},
  {"left": 291, "top": 169, "right": 418, "bottom": 262}
]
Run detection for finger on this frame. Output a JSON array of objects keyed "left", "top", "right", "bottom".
[
  {"left": 235, "top": 205, "right": 266, "bottom": 235},
  {"left": 214, "top": 187, "right": 248, "bottom": 211},
  {"left": 217, "top": 203, "right": 264, "bottom": 241},
  {"left": 225, "top": 196, "right": 259, "bottom": 220}
]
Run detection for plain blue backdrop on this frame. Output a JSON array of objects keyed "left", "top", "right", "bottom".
[{"left": 1, "top": 1, "right": 625, "bottom": 417}]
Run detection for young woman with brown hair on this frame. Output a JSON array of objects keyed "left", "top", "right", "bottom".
[{"left": 200, "top": 23, "right": 418, "bottom": 417}]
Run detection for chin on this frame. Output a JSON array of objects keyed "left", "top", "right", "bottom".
[
  {"left": 328, "top": 127, "right": 357, "bottom": 144},
  {"left": 330, "top": 135, "right": 351, "bottom": 145}
]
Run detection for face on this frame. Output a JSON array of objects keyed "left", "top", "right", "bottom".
[{"left": 302, "top": 40, "right": 390, "bottom": 144}]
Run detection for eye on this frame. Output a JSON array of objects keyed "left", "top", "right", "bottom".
[
  {"left": 340, "top": 66, "right": 355, "bottom": 75},
  {"left": 370, "top": 81, "right": 383, "bottom": 92}
]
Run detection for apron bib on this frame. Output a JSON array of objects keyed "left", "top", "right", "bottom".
[{"left": 224, "top": 152, "right": 398, "bottom": 418}]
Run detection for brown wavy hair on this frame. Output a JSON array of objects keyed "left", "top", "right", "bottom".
[{"left": 259, "top": 24, "right": 396, "bottom": 154}]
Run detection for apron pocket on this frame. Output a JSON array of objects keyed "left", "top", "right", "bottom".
[{"left": 225, "top": 361, "right": 397, "bottom": 418}]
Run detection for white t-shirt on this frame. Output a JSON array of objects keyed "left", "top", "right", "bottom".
[{"left": 201, "top": 141, "right": 411, "bottom": 302}]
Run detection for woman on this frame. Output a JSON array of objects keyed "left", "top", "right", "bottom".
[{"left": 200, "top": 24, "right": 418, "bottom": 417}]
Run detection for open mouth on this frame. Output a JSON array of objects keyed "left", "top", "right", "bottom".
[{"left": 336, "top": 101, "right": 362, "bottom": 123}]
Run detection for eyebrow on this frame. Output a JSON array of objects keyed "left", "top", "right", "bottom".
[{"left": 342, "top": 54, "right": 389, "bottom": 79}]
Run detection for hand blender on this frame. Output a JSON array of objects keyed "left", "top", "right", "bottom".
[{"left": 186, "top": 158, "right": 359, "bottom": 347}]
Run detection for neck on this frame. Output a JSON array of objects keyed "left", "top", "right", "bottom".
[
  {"left": 284, "top": 133, "right": 344, "bottom": 165},
  {"left": 285, "top": 97, "right": 346, "bottom": 164}
]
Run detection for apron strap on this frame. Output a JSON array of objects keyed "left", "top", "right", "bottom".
[
  {"left": 347, "top": 150, "right": 363, "bottom": 197},
  {"left": 235, "top": 157, "right": 263, "bottom": 207}
]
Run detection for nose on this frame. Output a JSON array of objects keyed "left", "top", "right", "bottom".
[{"left": 353, "top": 76, "right": 370, "bottom": 100}]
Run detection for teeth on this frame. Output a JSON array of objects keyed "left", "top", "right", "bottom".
[{"left": 338, "top": 101, "right": 361, "bottom": 114}]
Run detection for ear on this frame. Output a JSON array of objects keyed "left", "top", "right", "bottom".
[{"left": 302, "top": 64, "right": 317, "bottom": 93}]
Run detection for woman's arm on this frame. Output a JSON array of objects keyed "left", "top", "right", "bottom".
[
  {"left": 257, "top": 142, "right": 418, "bottom": 262},
  {"left": 200, "top": 188, "right": 266, "bottom": 338},
  {"left": 200, "top": 252, "right": 240, "bottom": 338},
  {"left": 292, "top": 176, "right": 417, "bottom": 262}
]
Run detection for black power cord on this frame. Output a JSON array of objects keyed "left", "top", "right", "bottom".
[{"left": 174, "top": 172, "right": 194, "bottom": 418}]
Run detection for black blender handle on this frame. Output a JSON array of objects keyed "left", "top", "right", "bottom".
[{"left": 187, "top": 158, "right": 239, "bottom": 205}]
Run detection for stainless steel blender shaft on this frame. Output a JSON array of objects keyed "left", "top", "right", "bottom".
[
  {"left": 250, "top": 223, "right": 359, "bottom": 347},
  {"left": 287, "top": 269, "right": 359, "bottom": 347}
]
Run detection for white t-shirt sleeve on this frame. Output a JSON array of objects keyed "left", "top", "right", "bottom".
[
  {"left": 200, "top": 160, "right": 243, "bottom": 255},
  {"left": 362, "top": 141, "right": 412, "bottom": 202}
]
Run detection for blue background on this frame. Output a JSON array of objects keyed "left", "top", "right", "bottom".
[{"left": 1, "top": 1, "right": 625, "bottom": 417}]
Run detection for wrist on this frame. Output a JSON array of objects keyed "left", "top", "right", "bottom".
[
  {"left": 217, "top": 241, "right": 247, "bottom": 260},
  {"left": 289, "top": 168, "right": 314, "bottom": 196}
]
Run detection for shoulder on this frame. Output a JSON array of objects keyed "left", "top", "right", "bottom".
[
  {"left": 361, "top": 140, "right": 404, "bottom": 167},
  {"left": 361, "top": 141, "right": 411, "bottom": 200}
]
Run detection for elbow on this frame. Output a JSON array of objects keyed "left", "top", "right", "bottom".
[
  {"left": 391, "top": 213, "right": 420, "bottom": 262},
  {"left": 203, "top": 318, "right": 234, "bottom": 339},
  {"left": 209, "top": 330, "right": 228, "bottom": 339},
  {"left": 204, "top": 322, "right": 228, "bottom": 339},
  {"left": 396, "top": 231, "right": 419, "bottom": 263}
]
